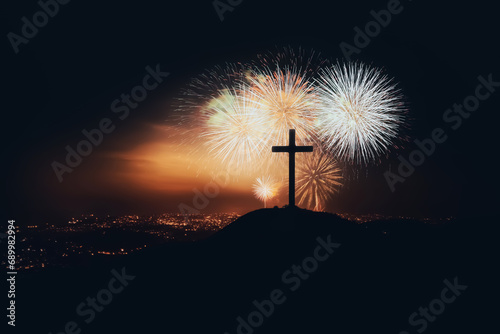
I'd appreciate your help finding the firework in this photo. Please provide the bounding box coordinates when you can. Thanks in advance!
[296,150,342,211]
[253,176,280,208]
[246,66,317,147]
[199,87,273,171]
[168,63,253,177]
[314,62,405,164]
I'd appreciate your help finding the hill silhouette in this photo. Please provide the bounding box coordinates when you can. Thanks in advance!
[15,208,496,334]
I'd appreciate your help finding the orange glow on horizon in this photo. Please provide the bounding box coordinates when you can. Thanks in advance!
[108,124,267,195]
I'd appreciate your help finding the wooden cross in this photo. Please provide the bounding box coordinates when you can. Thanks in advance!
[272,129,313,207]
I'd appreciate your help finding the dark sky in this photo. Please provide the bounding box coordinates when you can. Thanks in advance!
[3,0,499,224]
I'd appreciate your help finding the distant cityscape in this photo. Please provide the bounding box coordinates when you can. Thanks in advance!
[335,213,454,224]
[2,212,453,272]
[2,213,239,272]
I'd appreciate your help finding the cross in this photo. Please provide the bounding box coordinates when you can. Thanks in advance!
[272,129,313,207]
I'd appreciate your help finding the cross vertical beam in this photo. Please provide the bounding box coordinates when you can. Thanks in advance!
[288,129,296,207]
[272,129,313,207]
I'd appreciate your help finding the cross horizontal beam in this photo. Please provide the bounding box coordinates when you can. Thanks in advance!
[272,146,313,153]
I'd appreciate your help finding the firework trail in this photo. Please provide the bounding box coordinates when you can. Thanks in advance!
[314,62,405,164]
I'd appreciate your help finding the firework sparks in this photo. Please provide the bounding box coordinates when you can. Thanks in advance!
[177,63,250,112]
[296,150,342,211]
[246,66,317,147]
[315,62,405,164]
[200,87,273,171]
[171,53,407,212]
[253,176,280,208]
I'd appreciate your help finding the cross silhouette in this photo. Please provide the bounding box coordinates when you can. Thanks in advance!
[272,129,313,207]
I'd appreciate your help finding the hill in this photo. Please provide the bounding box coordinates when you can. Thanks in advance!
[15,208,497,334]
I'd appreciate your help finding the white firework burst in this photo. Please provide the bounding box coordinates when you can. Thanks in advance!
[315,62,405,164]
[252,176,280,208]
[200,87,272,171]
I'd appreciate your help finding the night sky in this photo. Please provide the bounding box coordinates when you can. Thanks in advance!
[3,0,499,225]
